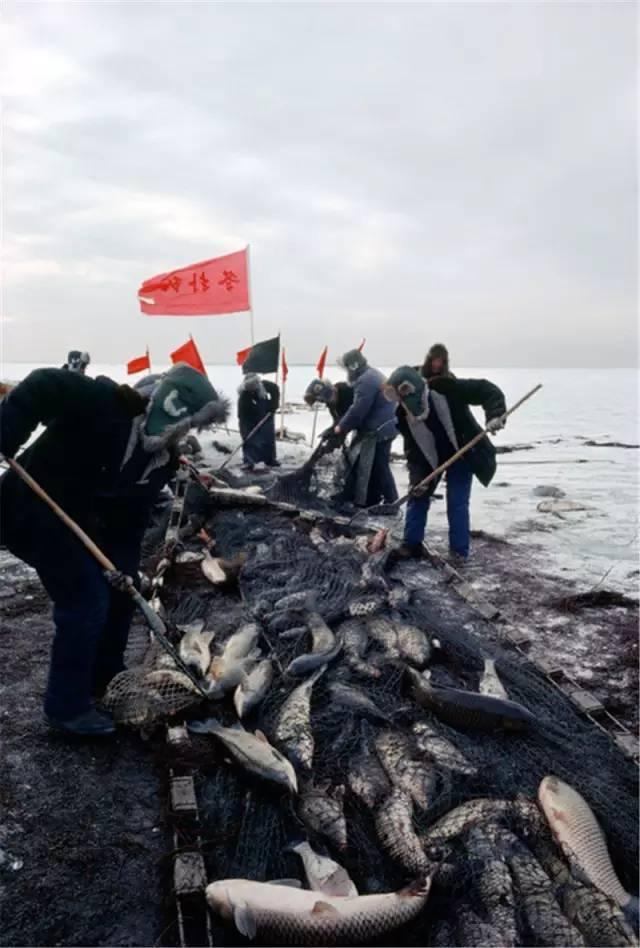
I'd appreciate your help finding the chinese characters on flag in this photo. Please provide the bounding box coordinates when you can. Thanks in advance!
[138,249,250,316]
[170,337,207,375]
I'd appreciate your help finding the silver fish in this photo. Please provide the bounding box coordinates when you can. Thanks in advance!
[205,875,432,946]
[366,616,400,659]
[407,667,537,731]
[207,623,261,695]
[328,681,391,724]
[348,594,385,617]
[289,840,358,897]
[346,724,391,810]
[538,775,638,924]
[391,616,431,667]
[274,666,326,771]
[494,825,586,947]
[339,618,381,679]
[374,730,436,811]
[274,590,315,613]
[411,720,476,776]
[177,621,214,677]
[479,658,508,700]
[188,719,297,793]
[298,784,348,852]
[286,613,342,676]
[233,660,273,719]
[375,788,429,876]
[422,798,512,845]
[280,625,308,640]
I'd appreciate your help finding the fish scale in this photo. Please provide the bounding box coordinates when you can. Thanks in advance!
[374,730,436,811]
[374,788,429,876]
[206,878,432,946]
[538,776,634,912]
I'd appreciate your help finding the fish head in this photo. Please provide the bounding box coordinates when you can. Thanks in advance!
[538,775,577,837]
[206,881,248,920]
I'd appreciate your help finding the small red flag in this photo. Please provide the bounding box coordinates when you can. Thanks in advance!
[138,248,250,316]
[316,345,328,378]
[236,346,251,366]
[358,338,366,351]
[281,347,288,383]
[170,337,206,375]
[126,350,150,375]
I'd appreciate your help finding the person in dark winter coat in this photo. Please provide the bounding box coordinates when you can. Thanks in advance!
[61,350,91,374]
[0,363,229,736]
[237,372,279,469]
[421,343,451,380]
[304,378,354,426]
[386,365,506,562]
[333,350,398,508]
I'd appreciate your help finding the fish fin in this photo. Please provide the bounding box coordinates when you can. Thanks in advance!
[267,878,302,888]
[311,900,339,916]
[253,729,269,743]
[399,876,431,898]
[623,895,638,929]
[232,900,257,939]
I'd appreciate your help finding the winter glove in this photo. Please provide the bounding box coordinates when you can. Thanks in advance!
[104,570,134,594]
[486,416,505,434]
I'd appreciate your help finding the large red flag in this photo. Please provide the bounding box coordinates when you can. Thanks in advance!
[126,350,150,375]
[281,347,288,383]
[170,337,206,375]
[138,248,250,316]
[316,345,328,378]
[236,346,251,366]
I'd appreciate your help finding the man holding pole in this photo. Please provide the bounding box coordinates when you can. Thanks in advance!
[385,366,506,563]
[237,372,280,470]
[0,364,229,735]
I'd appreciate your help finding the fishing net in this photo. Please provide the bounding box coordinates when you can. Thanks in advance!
[139,490,639,945]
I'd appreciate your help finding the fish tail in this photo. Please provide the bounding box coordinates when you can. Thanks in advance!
[399,875,431,898]
[623,895,639,931]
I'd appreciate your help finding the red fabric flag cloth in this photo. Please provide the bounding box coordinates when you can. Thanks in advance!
[126,351,150,375]
[170,338,206,375]
[138,249,250,316]
[281,347,288,383]
[236,346,251,366]
[316,345,328,378]
[358,338,366,351]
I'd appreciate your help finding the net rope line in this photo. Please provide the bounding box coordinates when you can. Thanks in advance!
[103,475,637,947]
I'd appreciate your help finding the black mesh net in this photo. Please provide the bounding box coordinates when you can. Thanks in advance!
[145,497,638,947]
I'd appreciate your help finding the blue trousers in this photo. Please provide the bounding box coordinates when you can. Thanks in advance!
[404,460,474,556]
[4,499,139,719]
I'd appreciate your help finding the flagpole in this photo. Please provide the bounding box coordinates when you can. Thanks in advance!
[311,406,319,447]
[275,331,281,439]
[280,349,286,440]
[146,345,151,374]
[247,244,255,344]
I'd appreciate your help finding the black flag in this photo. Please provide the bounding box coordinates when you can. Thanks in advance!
[241,335,280,375]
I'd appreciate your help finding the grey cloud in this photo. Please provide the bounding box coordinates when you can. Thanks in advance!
[2,1,637,367]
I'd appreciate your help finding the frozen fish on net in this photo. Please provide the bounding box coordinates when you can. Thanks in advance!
[374,729,437,812]
[374,787,429,876]
[205,875,432,946]
[273,666,326,772]
[339,618,381,679]
[298,783,348,853]
[288,840,358,898]
[188,718,297,793]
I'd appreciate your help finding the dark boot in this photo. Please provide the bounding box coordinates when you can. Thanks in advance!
[392,543,425,560]
[45,708,116,736]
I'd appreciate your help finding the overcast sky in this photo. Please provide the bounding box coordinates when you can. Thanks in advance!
[2,1,637,368]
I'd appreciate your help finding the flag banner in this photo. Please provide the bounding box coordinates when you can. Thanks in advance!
[316,345,328,378]
[138,248,250,316]
[126,351,150,375]
[281,347,288,383]
[358,337,366,351]
[241,335,280,375]
[170,337,206,375]
[236,346,252,366]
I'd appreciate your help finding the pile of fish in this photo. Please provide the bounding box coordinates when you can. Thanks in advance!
[172,583,637,946]
[131,496,637,947]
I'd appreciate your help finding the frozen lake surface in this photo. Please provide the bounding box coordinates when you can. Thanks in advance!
[2,362,638,594]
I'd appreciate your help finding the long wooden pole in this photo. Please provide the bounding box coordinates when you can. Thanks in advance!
[280,357,286,440]
[6,458,211,698]
[218,412,274,471]
[392,383,543,509]
[310,405,320,449]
